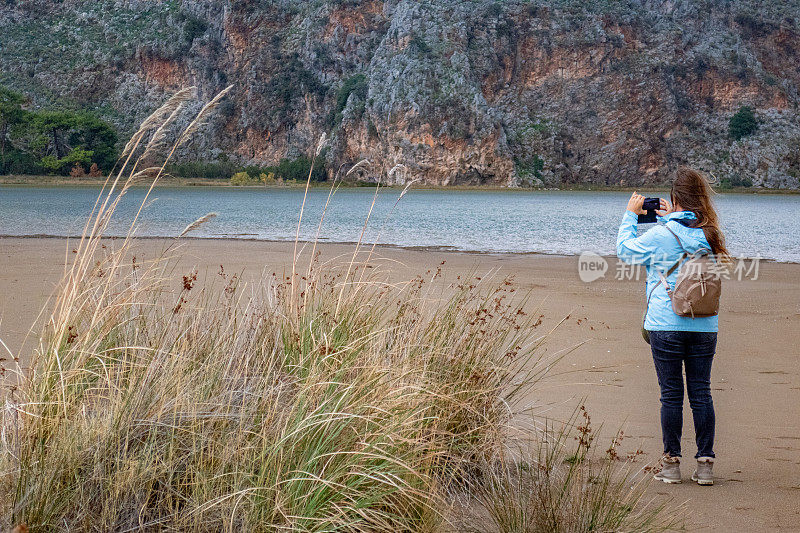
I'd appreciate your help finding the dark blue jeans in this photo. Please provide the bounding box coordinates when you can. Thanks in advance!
[649,330,717,459]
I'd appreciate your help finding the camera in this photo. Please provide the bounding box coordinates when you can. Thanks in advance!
[638,197,660,224]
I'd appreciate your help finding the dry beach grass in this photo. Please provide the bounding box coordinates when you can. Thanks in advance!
[0,89,679,531]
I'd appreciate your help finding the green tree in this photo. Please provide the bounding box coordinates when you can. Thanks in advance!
[265,155,326,182]
[30,110,118,174]
[71,112,118,171]
[229,171,252,185]
[0,86,119,176]
[32,110,76,161]
[729,105,758,140]
[0,86,26,169]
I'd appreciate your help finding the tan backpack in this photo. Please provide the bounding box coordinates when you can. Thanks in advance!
[642,226,722,344]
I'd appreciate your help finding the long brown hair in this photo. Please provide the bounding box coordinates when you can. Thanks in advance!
[671,167,730,260]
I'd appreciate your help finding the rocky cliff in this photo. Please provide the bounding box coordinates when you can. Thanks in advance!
[2,0,799,187]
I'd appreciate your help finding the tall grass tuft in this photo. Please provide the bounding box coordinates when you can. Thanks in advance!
[463,411,683,533]
[0,89,677,532]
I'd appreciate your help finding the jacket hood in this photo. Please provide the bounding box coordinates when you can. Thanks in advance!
[659,211,709,254]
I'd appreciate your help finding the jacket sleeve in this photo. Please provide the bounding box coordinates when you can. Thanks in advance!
[616,210,663,265]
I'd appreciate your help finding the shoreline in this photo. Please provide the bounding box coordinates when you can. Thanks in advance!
[0,233,790,264]
[0,233,792,264]
[1,176,794,194]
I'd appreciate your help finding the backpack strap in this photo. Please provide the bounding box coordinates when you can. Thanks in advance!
[645,224,687,307]
[663,224,686,252]
[647,256,684,305]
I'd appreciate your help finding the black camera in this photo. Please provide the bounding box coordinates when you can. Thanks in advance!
[637,197,660,224]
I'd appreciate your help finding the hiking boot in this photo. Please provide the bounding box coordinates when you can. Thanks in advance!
[653,456,682,484]
[691,457,714,485]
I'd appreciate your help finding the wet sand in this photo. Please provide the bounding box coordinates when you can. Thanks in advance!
[1,236,798,531]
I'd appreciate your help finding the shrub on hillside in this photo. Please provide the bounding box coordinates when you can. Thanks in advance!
[514,155,545,186]
[183,14,208,43]
[729,105,759,140]
[325,74,368,128]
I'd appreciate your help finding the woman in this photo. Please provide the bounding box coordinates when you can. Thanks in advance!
[616,167,729,486]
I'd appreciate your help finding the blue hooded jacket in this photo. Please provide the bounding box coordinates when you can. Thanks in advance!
[616,210,718,332]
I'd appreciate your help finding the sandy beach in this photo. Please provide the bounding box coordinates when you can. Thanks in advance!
[1,236,798,531]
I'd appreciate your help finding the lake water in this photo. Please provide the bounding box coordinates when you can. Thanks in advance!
[1,185,798,262]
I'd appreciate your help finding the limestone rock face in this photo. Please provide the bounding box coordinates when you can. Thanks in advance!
[2,0,799,188]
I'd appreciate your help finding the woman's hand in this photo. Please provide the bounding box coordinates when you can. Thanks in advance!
[655,198,673,217]
[626,192,646,215]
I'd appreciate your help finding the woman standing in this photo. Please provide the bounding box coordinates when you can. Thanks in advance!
[616,167,729,485]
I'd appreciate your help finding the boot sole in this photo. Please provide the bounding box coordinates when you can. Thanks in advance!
[654,475,682,484]
[691,475,713,485]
